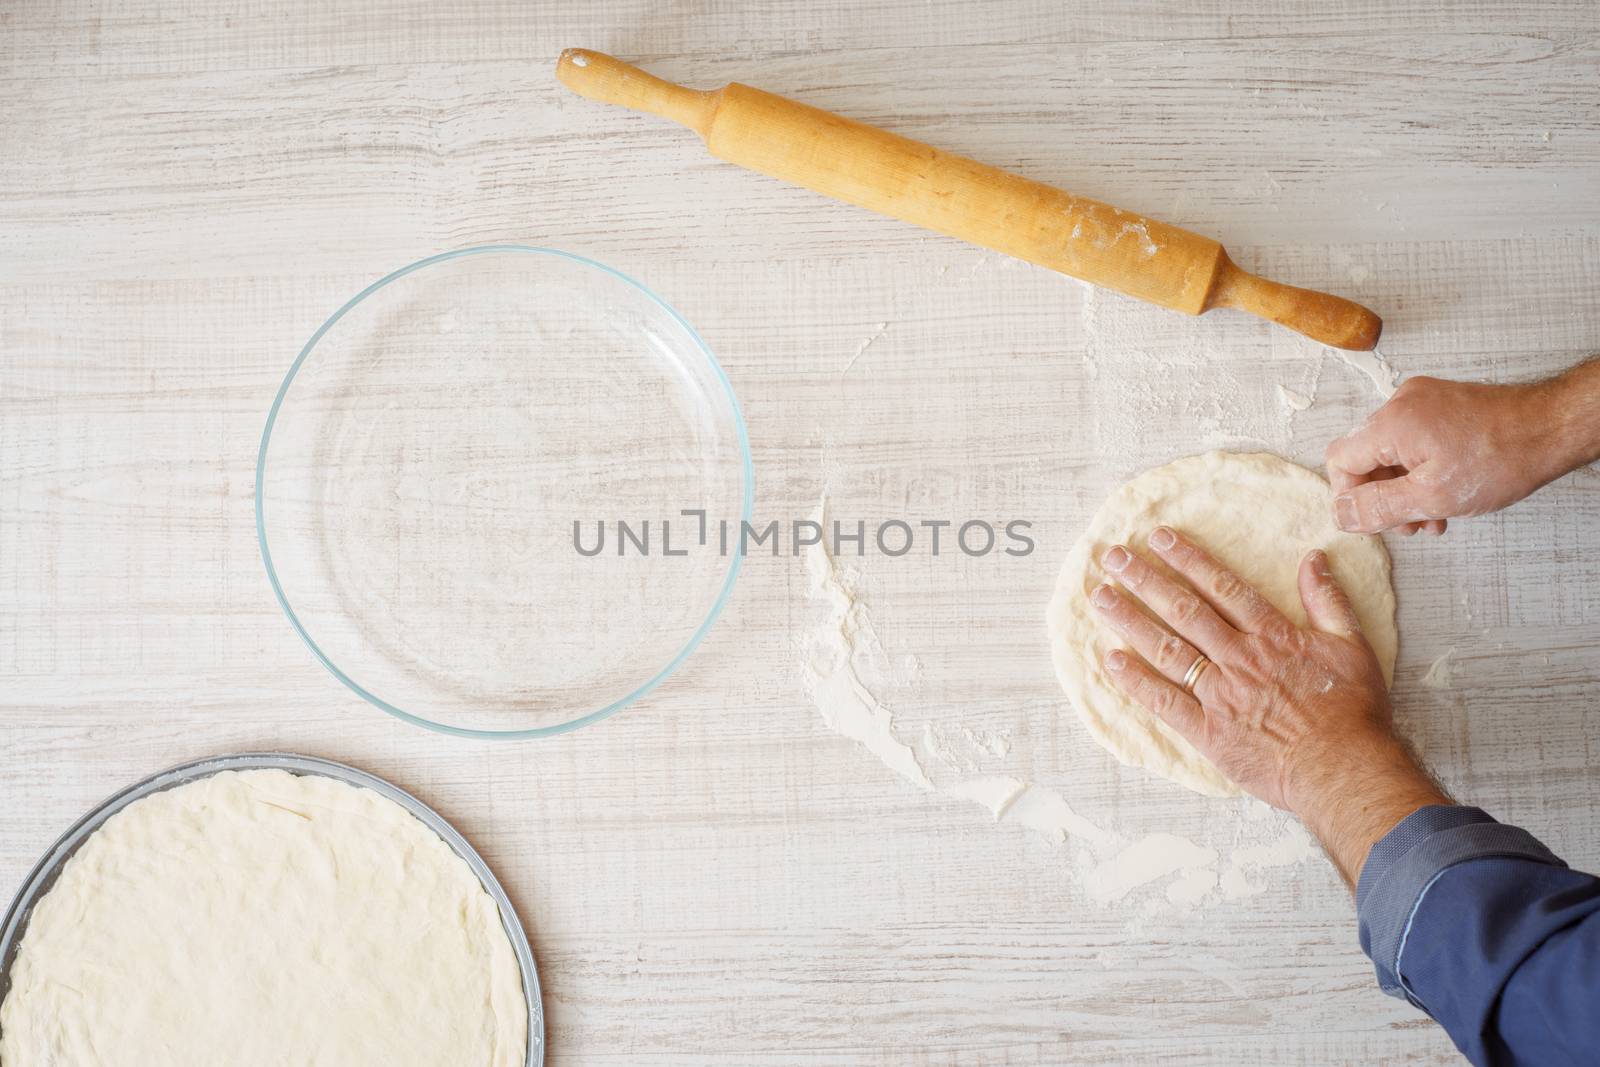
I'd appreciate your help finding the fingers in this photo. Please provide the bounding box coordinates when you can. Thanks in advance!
[1328,468,1360,496]
[1332,468,1417,535]
[1332,475,1434,533]
[1328,398,1455,535]
[1297,549,1362,637]
[1144,526,1285,634]
[1103,648,1206,744]
[1090,583,1205,685]
[1327,422,1417,535]
[1325,418,1397,482]
[1101,544,1236,657]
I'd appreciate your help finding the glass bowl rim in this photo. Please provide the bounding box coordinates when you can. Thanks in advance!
[254,244,755,739]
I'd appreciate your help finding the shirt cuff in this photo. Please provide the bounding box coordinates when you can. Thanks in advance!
[1355,805,1564,1000]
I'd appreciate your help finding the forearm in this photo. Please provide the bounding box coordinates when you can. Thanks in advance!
[1530,355,1600,482]
[1289,736,1451,887]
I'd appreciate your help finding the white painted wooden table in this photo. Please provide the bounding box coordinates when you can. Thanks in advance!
[5,3,1599,1063]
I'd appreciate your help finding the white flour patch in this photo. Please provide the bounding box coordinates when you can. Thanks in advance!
[841,321,890,377]
[1085,833,1217,902]
[1421,646,1457,689]
[922,722,977,773]
[1277,384,1313,412]
[999,784,1120,851]
[798,529,1121,853]
[964,724,1012,758]
[799,500,931,790]
[1242,797,1277,822]
[1167,866,1220,906]
[930,759,1118,852]
[1119,220,1160,257]
[1333,346,1398,397]
[1077,289,1278,455]
[921,722,1010,773]
[945,776,1027,820]
[1217,822,1319,899]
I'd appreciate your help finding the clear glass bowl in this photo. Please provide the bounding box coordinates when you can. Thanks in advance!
[256,247,752,737]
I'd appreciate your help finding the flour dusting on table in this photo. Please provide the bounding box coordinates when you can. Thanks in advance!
[799,500,931,790]
[1421,646,1457,689]
[1334,346,1399,397]
[798,487,1324,909]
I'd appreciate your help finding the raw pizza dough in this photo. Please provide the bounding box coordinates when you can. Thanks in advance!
[0,769,526,1067]
[1047,452,1397,797]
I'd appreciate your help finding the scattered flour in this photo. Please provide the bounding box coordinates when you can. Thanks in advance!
[1085,833,1218,902]
[798,472,1324,909]
[841,321,890,377]
[1000,784,1120,851]
[922,722,978,773]
[945,776,1027,820]
[1277,384,1313,412]
[922,722,1012,773]
[810,258,1340,907]
[799,500,930,790]
[1076,288,1280,457]
[1333,346,1399,397]
[1119,220,1160,257]
[1421,647,1457,690]
[1167,866,1220,906]
[962,723,1011,758]
[1218,821,1319,898]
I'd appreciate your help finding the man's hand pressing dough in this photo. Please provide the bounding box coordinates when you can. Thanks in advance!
[1091,526,1448,884]
[1326,361,1600,536]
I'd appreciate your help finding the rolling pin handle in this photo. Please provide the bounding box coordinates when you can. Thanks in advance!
[556,49,718,136]
[1206,253,1383,351]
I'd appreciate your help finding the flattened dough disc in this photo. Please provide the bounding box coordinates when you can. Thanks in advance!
[0,769,528,1066]
[1046,451,1397,797]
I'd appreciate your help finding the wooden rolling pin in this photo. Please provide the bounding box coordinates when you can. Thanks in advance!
[556,49,1382,351]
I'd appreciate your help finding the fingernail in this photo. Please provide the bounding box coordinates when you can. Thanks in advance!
[1091,583,1117,608]
[1306,549,1331,576]
[1333,495,1359,531]
[1105,649,1127,671]
[1148,526,1177,550]
[1102,545,1131,572]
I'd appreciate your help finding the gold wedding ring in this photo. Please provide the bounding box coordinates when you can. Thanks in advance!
[1181,655,1210,694]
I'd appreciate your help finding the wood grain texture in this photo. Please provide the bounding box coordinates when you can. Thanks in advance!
[4,2,1600,1063]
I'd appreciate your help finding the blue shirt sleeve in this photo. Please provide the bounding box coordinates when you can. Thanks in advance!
[1356,804,1600,1066]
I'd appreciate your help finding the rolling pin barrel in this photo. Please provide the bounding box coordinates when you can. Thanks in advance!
[556,49,1381,351]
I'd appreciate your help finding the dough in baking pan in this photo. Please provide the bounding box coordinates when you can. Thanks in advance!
[0,769,526,1067]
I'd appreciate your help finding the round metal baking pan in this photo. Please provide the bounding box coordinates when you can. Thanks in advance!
[0,753,544,1065]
